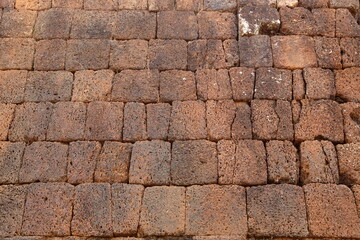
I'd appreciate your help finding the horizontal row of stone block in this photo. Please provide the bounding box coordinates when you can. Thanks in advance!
[2,183,360,238]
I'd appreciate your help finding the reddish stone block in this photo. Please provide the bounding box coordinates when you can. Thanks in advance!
[16,0,51,9]
[123,102,147,141]
[239,35,273,67]
[149,39,187,70]
[9,102,53,141]
[72,183,112,236]
[47,102,86,141]
[0,38,34,70]
[110,40,148,70]
[34,9,73,39]
[147,103,171,140]
[0,103,15,140]
[68,141,101,184]
[204,0,236,11]
[129,140,170,185]
[85,101,123,141]
[0,0,14,8]
[52,0,83,8]
[72,70,113,102]
[84,0,117,9]
[272,35,317,69]
[193,236,246,240]
[337,143,360,185]
[342,102,360,143]
[24,71,73,102]
[160,70,196,101]
[314,37,342,69]
[171,140,217,185]
[34,40,66,70]
[232,103,252,139]
[239,0,276,6]
[340,38,360,68]
[19,142,68,183]
[157,11,198,40]
[176,0,203,11]
[217,140,236,184]
[304,184,360,238]
[113,10,156,39]
[280,7,316,35]
[186,185,247,235]
[277,0,299,8]
[0,142,25,184]
[118,0,147,9]
[95,141,132,183]
[139,186,185,236]
[251,100,294,140]
[112,184,144,235]
[229,67,255,101]
[298,0,329,8]
[292,70,305,100]
[266,140,299,184]
[169,101,206,140]
[313,8,336,37]
[295,100,344,142]
[336,9,360,37]
[22,183,74,236]
[148,0,175,11]
[198,11,237,39]
[206,100,236,140]
[247,184,308,237]
[196,69,232,100]
[303,68,335,99]
[0,185,27,237]
[0,9,36,37]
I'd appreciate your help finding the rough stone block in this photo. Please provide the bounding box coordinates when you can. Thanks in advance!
[303,68,336,99]
[118,0,147,9]
[196,69,232,100]
[149,0,175,10]
[298,0,329,8]
[34,9,73,39]
[0,9,37,37]
[157,11,198,40]
[239,35,273,67]
[217,140,236,184]
[123,102,147,141]
[238,0,276,6]
[232,103,252,139]
[110,40,148,70]
[149,39,187,70]
[279,7,317,35]
[84,0,117,9]
[337,143,360,185]
[277,0,299,8]
[52,0,83,8]
[176,0,203,11]
[71,10,113,38]
[0,0,14,8]
[15,0,51,10]
[34,40,67,70]
[160,70,196,101]
[340,38,360,68]
[330,0,359,13]
[198,11,237,39]
[313,8,336,37]
[342,102,360,143]
[335,9,360,37]
[0,142,25,184]
[0,104,15,141]
[229,67,255,101]
[0,38,34,70]
[314,37,342,69]
[204,0,236,11]
[0,70,27,103]
[147,103,171,140]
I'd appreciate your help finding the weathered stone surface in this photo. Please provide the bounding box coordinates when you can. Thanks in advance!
[238,6,280,36]
[176,0,203,11]
[251,100,293,140]
[0,0,14,8]
[0,38,34,70]
[330,0,359,13]
[147,103,171,140]
[19,142,68,183]
[300,141,339,184]
[34,40,66,70]
[304,184,360,238]
[118,0,147,9]
[298,0,329,8]
[196,69,232,100]
[25,71,73,102]
[149,40,187,70]
[84,0,117,9]
[198,11,237,39]
[129,140,171,185]
[112,184,144,235]
[353,184,360,213]
[0,70,27,103]
[85,101,123,141]
[217,140,236,184]
[204,0,236,11]
[15,0,51,10]
[157,11,198,40]
[9,102,53,141]
[68,141,101,184]
[238,0,276,6]
[0,9,37,38]
[292,70,305,100]
[139,186,185,236]
[294,100,344,142]
[47,102,86,141]
[169,101,207,140]
[160,70,196,101]
[277,0,299,8]
[171,140,217,185]
[123,102,147,141]
[303,68,336,99]
[186,185,247,235]
[337,143,360,185]
[0,142,25,184]
[72,70,113,102]
[266,140,299,184]
[0,104,15,141]
[342,102,360,143]
[336,9,360,37]
[247,184,309,237]
[240,35,273,68]
[272,35,317,69]
[22,183,74,236]
[232,103,253,139]
[313,8,336,37]
[110,40,148,70]
[340,38,360,68]
[314,37,342,69]
[229,67,255,101]
[34,9,73,39]
[72,183,112,236]
[148,0,175,11]
[52,0,83,8]
[95,141,132,183]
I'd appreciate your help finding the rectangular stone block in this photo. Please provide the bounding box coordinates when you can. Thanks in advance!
[337,143,360,185]
[160,70,196,101]
[0,103,15,140]
[147,103,171,140]
[239,35,273,67]
[198,11,237,39]
[84,0,117,9]
[176,0,203,11]
[52,0,83,8]
[335,67,360,102]
[217,140,236,184]
[0,70,27,103]
[149,39,187,70]
[71,10,113,38]
[110,40,148,70]
[303,68,336,99]
[342,102,360,143]
[0,9,37,38]
[196,69,232,100]
[157,11,198,40]
[204,0,237,11]
[0,142,25,184]
[149,0,175,10]
[314,37,342,69]
[118,0,147,9]
[123,102,147,141]
[0,38,34,70]
[34,9,73,39]
[229,67,255,101]
[34,40,67,70]
[340,38,360,68]
[16,0,51,10]
[231,103,252,139]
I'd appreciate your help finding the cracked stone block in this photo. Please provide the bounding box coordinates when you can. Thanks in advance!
[47,102,86,141]
[9,102,53,141]
[112,184,144,235]
[95,141,132,183]
[0,70,27,103]
[186,185,247,235]
[72,183,112,237]
[196,69,232,100]
[198,11,237,39]
[314,37,342,69]
[0,103,15,141]
[25,71,73,102]
[139,186,185,236]
[112,70,159,103]
[110,40,148,70]
[34,40,67,70]
[149,40,187,70]
[336,9,360,37]
[251,99,293,141]
[277,0,299,8]
[232,103,252,139]
[340,38,360,68]
[206,100,236,140]
[204,0,236,11]
[171,140,217,185]
[342,102,360,143]
[157,11,198,40]
[113,10,156,39]
[160,70,196,101]
[34,9,73,39]
[118,0,147,9]
[294,100,344,142]
[238,6,280,36]
[0,185,27,237]
[272,35,317,69]
[22,183,74,236]
[176,0,203,11]
[304,184,360,238]
[0,38,34,70]
[0,142,25,184]
[19,142,68,183]
[229,67,255,101]
[85,101,123,141]
[84,0,117,9]
[147,103,171,140]
[267,140,299,184]
[298,0,329,8]
[149,0,175,11]
[123,102,147,141]
[247,184,309,237]
[72,70,113,102]
[129,141,171,185]
[337,143,360,185]
[0,9,37,38]
[303,68,336,100]
[52,0,83,8]
[16,0,51,10]
[292,70,305,100]
[239,35,273,67]
[300,141,339,184]
[67,142,100,185]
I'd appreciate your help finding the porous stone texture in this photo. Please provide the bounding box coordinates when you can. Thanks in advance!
[15,0,51,10]
[342,102,360,143]
[292,70,305,100]
[34,40,66,70]
[340,38,360,67]
[34,9,73,39]
[83,0,116,10]
[0,38,34,70]
[157,11,198,40]
[110,40,148,70]
[232,103,252,139]
[336,9,360,37]
[196,69,232,100]
[146,103,171,140]
[337,143,360,185]
[0,9,37,38]
[52,0,82,8]
[277,0,299,8]
[148,0,175,11]
[0,103,15,141]
[197,11,237,39]
[149,40,187,70]
[160,70,196,101]
[204,0,237,11]
[123,102,147,141]
[229,67,255,101]
[0,70,27,103]
[314,37,342,69]
[335,67,360,102]
[118,0,147,9]
[239,35,273,67]
[0,142,25,184]
[176,0,203,11]
[298,0,329,8]
[303,68,336,100]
